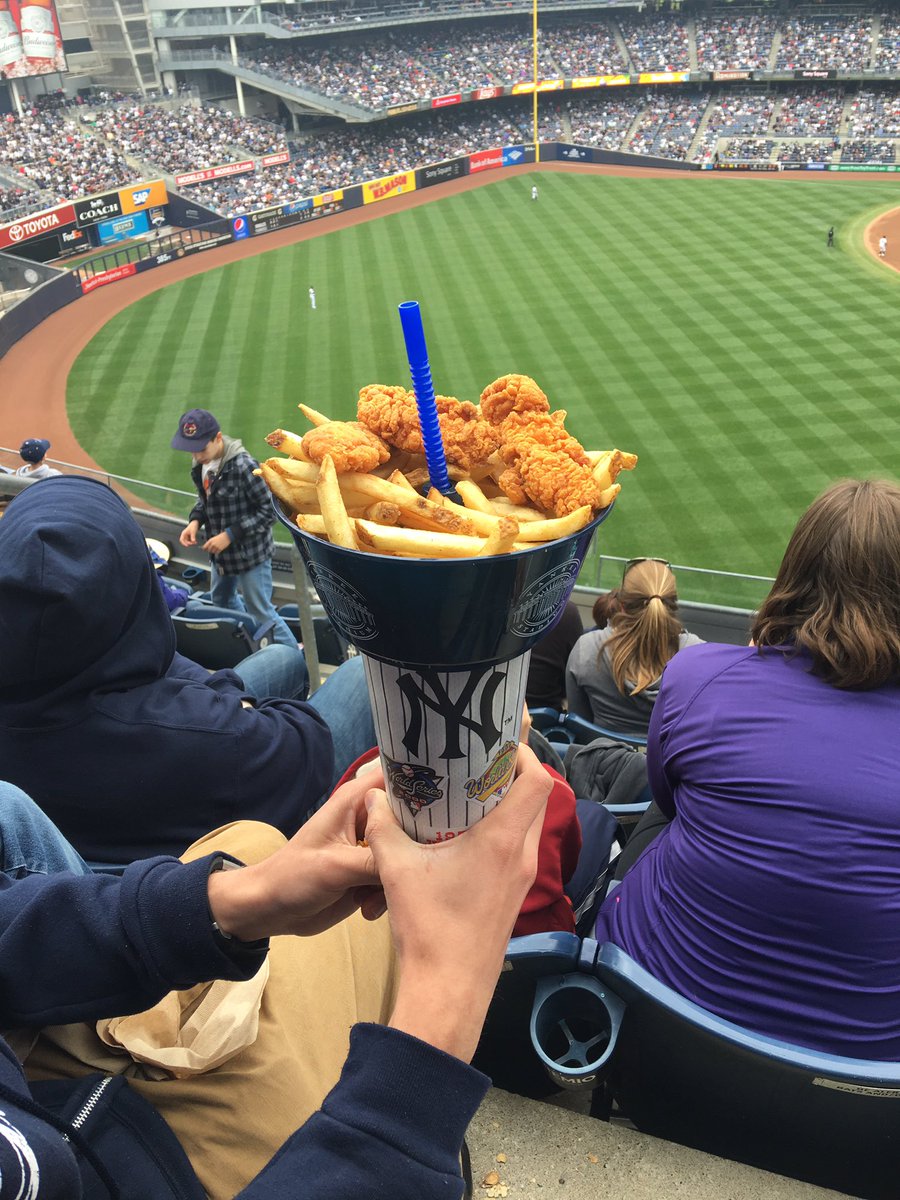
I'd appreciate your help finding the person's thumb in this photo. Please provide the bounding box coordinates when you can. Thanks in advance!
[363,787,407,866]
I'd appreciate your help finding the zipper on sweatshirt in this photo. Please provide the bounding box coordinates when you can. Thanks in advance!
[66,1076,114,1137]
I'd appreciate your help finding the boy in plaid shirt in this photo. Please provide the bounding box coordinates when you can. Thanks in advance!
[174,409,296,649]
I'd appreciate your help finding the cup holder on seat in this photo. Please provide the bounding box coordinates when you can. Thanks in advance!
[530,974,624,1090]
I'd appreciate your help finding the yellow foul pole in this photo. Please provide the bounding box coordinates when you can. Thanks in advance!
[532,0,540,163]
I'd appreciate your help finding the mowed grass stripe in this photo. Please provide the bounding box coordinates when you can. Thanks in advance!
[67,173,900,584]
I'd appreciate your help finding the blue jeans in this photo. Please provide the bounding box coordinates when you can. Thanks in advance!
[210,558,298,650]
[308,656,377,798]
[0,781,91,878]
[234,644,309,701]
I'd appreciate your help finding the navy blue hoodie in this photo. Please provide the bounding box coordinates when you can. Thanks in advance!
[0,857,487,1198]
[0,477,333,863]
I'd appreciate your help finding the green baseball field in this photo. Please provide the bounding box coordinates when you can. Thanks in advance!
[66,172,900,607]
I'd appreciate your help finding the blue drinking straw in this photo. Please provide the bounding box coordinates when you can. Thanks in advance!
[398,300,454,496]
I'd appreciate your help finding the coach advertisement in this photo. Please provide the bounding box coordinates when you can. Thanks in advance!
[75,191,122,229]
[417,157,466,189]
[362,171,416,205]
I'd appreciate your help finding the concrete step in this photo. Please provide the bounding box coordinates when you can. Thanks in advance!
[467,1087,846,1200]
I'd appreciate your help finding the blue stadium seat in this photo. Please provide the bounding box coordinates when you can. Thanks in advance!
[505,933,900,1199]
[277,605,349,666]
[526,708,648,752]
[171,609,276,671]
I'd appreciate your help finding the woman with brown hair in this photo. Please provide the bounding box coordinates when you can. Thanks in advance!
[565,558,703,737]
[596,480,900,1058]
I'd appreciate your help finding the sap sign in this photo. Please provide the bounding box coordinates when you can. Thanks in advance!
[231,216,250,241]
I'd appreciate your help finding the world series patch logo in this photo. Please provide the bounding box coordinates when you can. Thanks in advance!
[306,563,377,641]
[384,756,444,817]
[465,740,517,804]
[508,559,581,637]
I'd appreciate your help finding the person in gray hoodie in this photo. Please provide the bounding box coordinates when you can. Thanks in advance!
[173,408,296,648]
[565,558,703,738]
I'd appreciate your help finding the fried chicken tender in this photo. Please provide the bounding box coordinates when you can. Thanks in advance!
[480,374,550,425]
[499,410,591,469]
[301,421,391,474]
[499,445,603,518]
[357,385,499,470]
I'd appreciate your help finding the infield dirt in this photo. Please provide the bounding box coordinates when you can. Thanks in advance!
[1,160,897,475]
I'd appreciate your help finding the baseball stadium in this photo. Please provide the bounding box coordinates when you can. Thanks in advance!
[0,2,899,1197]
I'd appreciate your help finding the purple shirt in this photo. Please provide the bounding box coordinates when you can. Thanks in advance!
[597,642,900,1059]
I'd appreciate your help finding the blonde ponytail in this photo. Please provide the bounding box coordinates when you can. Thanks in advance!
[604,560,683,694]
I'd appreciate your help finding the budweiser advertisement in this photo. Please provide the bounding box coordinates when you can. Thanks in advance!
[0,0,67,78]
[0,201,75,250]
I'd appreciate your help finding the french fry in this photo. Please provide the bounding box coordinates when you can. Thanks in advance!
[591,449,638,490]
[488,496,547,523]
[255,463,318,509]
[356,521,487,558]
[597,482,621,509]
[477,517,519,557]
[316,455,357,550]
[263,457,319,484]
[344,474,491,536]
[266,430,311,461]
[388,469,417,493]
[298,402,330,427]
[454,478,496,516]
[513,506,594,543]
[365,501,402,525]
[295,513,327,535]
[404,467,431,491]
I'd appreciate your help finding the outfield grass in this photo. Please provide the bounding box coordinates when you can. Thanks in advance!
[66,172,900,607]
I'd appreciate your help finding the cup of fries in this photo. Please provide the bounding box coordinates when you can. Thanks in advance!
[261,375,634,843]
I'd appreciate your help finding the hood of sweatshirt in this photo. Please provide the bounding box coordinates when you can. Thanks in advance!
[0,476,175,723]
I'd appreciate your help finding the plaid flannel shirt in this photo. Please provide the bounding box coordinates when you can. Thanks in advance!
[188,435,274,576]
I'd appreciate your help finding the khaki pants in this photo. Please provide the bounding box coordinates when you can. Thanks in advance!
[23,822,398,1199]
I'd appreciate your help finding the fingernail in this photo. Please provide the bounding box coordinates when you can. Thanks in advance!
[364,790,377,813]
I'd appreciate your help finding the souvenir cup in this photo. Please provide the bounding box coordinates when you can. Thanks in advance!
[276,502,612,842]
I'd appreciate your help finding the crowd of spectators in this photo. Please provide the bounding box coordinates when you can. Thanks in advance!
[776,139,834,163]
[694,13,777,72]
[618,13,690,72]
[775,13,873,72]
[627,90,709,161]
[720,137,775,161]
[565,94,642,149]
[846,88,900,137]
[538,17,626,78]
[839,139,896,162]
[773,88,845,136]
[90,101,285,174]
[875,11,900,70]
[695,89,775,161]
[184,100,561,213]
[0,110,132,214]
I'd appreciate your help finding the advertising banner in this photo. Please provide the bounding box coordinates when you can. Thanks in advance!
[313,189,343,207]
[75,190,122,228]
[81,262,137,295]
[362,171,416,205]
[471,86,503,100]
[469,147,503,174]
[231,214,250,240]
[832,163,900,172]
[712,70,751,81]
[780,162,827,171]
[387,101,418,115]
[715,161,778,172]
[56,225,90,256]
[431,93,461,108]
[0,201,75,249]
[97,210,150,244]
[250,194,346,234]
[637,71,689,84]
[556,143,593,163]
[502,144,536,165]
[418,157,466,189]
[0,0,67,80]
[572,74,630,88]
[174,160,254,188]
[261,151,290,167]
[511,79,563,94]
[176,232,233,257]
[794,69,835,80]
[119,179,167,215]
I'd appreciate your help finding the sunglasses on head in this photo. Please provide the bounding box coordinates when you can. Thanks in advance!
[623,557,671,578]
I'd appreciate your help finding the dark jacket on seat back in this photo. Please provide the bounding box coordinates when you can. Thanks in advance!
[0,477,333,863]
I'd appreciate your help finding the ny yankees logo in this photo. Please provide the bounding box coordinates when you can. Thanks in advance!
[397,667,504,760]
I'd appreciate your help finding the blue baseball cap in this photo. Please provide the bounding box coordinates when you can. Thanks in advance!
[171,409,220,451]
[20,438,50,463]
